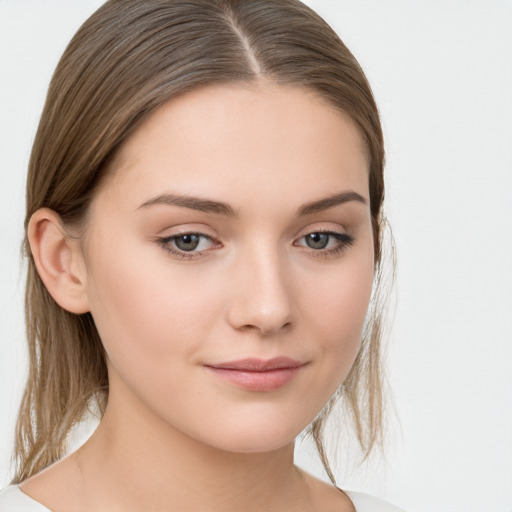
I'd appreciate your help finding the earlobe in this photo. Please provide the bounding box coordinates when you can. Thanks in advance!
[28,208,90,314]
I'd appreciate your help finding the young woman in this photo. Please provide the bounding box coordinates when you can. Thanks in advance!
[0,1,403,510]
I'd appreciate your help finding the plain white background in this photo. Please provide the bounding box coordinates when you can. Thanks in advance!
[1,1,511,511]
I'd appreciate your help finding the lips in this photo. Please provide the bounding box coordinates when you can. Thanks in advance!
[207,357,304,371]
[204,357,305,391]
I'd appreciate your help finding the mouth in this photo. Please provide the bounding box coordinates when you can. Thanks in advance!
[203,357,306,391]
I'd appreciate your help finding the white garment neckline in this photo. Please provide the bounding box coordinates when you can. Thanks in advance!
[1,483,405,512]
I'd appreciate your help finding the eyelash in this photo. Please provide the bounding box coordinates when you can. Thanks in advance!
[156,230,355,260]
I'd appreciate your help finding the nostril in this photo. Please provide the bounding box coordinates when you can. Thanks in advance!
[227,303,293,335]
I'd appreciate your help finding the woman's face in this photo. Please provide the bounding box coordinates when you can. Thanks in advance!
[80,82,375,452]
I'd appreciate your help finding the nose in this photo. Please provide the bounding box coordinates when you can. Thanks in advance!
[226,244,294,336]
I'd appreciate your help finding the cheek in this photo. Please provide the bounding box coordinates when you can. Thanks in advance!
[301,251,374,385]
[83,235,222,380]
[308,250,373,329]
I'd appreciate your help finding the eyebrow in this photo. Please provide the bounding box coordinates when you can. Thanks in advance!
[138,193,237,216]
[137,190,367,217]
[297,191,367,216]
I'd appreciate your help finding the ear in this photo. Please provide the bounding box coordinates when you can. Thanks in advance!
[27,208,90,314]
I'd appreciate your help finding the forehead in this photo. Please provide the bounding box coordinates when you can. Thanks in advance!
[95,82,369,213]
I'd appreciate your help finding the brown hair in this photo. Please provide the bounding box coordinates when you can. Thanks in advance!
[15,0,387,484]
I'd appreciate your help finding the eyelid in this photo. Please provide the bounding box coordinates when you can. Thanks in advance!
[155,221,217,237]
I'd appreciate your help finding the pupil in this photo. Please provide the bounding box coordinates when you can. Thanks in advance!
[175,234,200,251]
[307,233,329,249]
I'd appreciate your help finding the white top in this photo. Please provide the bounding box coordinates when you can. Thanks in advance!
[0,484,405,511]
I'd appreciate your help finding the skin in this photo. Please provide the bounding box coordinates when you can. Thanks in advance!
[24,82,374,512]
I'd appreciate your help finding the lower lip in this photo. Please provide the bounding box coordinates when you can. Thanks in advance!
[205,366,303,391]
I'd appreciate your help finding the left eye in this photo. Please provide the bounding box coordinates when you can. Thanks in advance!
[303,232,331,250]
[296,231,353,251]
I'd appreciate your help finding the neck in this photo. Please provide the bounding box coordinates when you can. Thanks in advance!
[72,385,310,512]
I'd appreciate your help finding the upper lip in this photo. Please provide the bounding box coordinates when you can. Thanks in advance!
[205,357,305,372]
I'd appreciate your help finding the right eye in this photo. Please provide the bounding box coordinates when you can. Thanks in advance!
[156,232,218,259]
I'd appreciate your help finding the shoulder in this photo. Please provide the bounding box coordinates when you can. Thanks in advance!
[0,485,52,512]
[344,490,406,512]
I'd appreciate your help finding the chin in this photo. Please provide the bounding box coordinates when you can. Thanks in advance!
[187,412,311,455]
[207,432,297,455]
